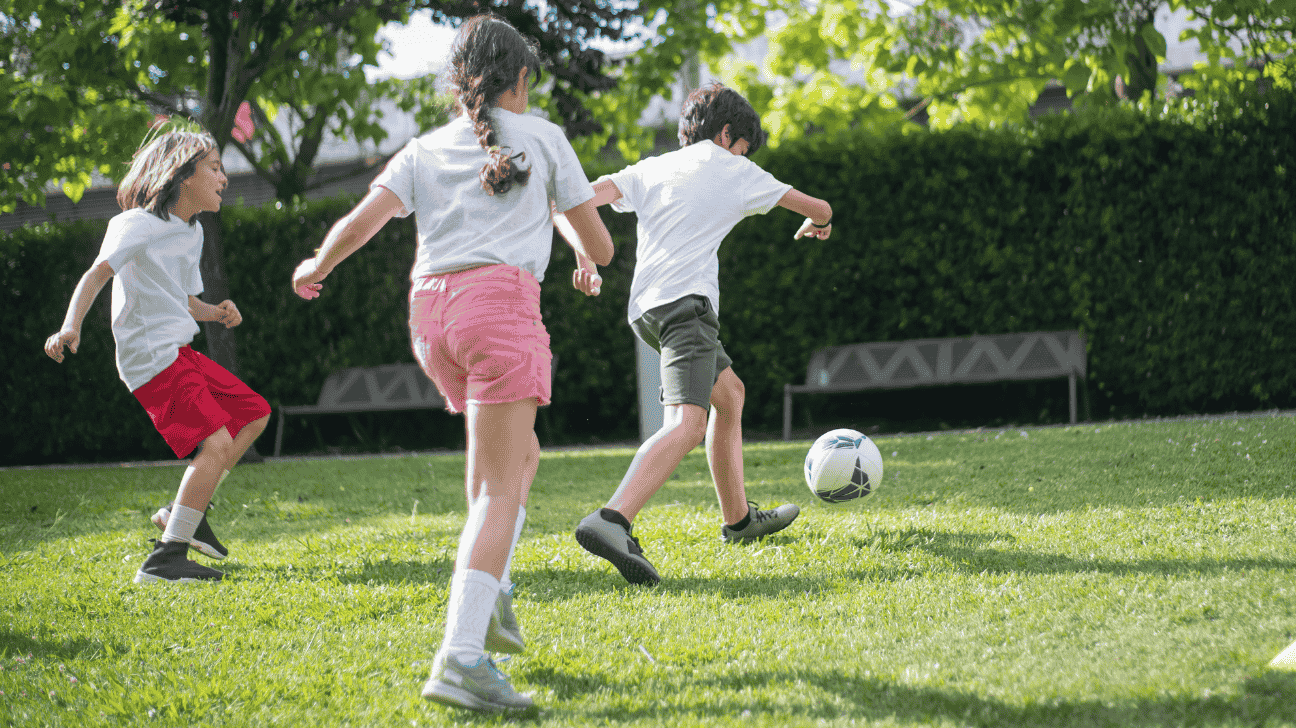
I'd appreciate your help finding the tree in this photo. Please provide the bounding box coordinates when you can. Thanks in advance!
[3,0,638,380]
[599,0,1294,150]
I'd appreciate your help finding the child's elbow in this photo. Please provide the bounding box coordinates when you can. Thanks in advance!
[588,242,614,267]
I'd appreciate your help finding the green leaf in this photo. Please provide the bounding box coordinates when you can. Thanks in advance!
[1140,23,1168,59]
[1063,62,1092,94]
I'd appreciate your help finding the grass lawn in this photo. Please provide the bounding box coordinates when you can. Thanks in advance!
[2,413,1295,727]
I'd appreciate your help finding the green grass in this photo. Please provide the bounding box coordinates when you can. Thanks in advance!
[2,414,1296,727]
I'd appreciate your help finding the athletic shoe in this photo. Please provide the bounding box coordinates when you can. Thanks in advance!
[421,652,534,711]
[574,508,660,585]
[151,502,228,560]
[485,586,525,654]
[133,540,224,584]
[721,501,801,544]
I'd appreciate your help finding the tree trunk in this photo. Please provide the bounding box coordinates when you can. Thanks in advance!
[1118,20,1159,101]
[197,210,238,376]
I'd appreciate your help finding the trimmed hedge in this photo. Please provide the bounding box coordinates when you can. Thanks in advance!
[729,90,1296,429]
[4,91,1293,465]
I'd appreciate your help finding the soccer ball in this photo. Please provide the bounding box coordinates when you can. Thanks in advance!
[804,429,884,503]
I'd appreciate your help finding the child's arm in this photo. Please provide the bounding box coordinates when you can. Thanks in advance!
[553,181,618,296]
[44,261,114,363]
[188,296,242,329]
[776,189,834,240]
[292,187,405,300]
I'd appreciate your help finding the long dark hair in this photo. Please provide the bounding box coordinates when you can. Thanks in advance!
[448,15,543,196]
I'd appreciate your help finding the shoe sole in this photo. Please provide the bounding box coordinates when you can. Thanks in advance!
[575,527,660,585]
[421,680,532,711]
[151,507,228,560]
[132,570,218,585]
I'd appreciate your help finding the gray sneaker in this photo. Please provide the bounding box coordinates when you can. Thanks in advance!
[421,652,534,711]
[721,501,801,544]
[485,586,525,654]
[575,508,660,585]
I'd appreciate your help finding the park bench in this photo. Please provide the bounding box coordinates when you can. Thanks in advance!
[273,363,446,457]
[782,330,1087,440]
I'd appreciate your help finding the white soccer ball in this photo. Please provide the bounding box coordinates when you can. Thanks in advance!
[804,428,884,503]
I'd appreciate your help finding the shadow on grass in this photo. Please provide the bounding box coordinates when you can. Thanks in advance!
[870,527,1296,579]
[0,631,129,662]
[527,665,1296,727]
[233,556,456,586]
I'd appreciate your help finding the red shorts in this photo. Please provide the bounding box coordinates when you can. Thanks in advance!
[409,264,551,414]
[133,345,271,458]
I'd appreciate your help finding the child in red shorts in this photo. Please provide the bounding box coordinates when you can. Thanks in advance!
[44,123,271,584]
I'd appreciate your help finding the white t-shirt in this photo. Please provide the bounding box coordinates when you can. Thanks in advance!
[93,208,204,391]
[598,140,793,323]
[372,108,594,284]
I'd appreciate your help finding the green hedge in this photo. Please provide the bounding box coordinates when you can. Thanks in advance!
[4,91,1293,465]
[729,90,1296,429]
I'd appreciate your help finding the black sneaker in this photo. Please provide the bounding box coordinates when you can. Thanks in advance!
[151,502,228,560]
[574,509,660,585]
[721,501,801,544]
[133,540,224,584]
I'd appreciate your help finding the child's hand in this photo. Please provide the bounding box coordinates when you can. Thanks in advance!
[215,300,242,328]
[794,218,832,240]
[572,254,602,296]
[44,329,79,363]
[292,258,326,300]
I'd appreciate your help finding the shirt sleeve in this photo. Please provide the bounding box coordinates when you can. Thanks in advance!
[741,160,795,217]
[598,164,642,215]
[370,140,417,219]
[547,129,595,213]
[184,223,205,296]
[93,213,151,274]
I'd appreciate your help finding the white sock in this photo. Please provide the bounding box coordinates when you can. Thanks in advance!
[454,496,492,572]
[442,569,500,665]
[162,504,203,544]
[500,506,526,594]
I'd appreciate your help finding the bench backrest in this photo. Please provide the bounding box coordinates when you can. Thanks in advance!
[315,364,444,411]
[801,331,1086,392]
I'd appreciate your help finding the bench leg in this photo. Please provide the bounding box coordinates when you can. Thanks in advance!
[783,387,793,442]
[1068,374,1077,425]
[274,409,285,458]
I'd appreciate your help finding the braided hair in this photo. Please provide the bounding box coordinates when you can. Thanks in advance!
[449,15,543,196]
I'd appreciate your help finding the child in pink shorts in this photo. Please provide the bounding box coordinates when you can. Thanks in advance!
[45,124,271,584]
[291,15,614,712]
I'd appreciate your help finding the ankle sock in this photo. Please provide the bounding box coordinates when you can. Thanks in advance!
[726,508,752,531]
[600,507,632,530]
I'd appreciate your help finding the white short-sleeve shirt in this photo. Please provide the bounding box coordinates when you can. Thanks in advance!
[93,208,204,391]
[372,108,594,284]
[597,140,793,323]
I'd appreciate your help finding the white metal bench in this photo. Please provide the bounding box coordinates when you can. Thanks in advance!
[273,363,446,456]
[782,330,1087,440]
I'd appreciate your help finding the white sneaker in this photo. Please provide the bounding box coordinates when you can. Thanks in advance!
[421,652,533,711]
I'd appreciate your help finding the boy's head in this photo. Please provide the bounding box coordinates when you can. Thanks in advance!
[117,121,218,222]
[677,83,765,155]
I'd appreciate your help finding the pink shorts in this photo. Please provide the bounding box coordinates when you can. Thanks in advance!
[133,345,271,458]
[409,264,552,414]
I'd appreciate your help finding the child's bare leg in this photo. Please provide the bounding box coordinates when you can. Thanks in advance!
[706,367,749,524]
[175,427,236,512]
[604,403,708,522]
[224,414,269,471]
[459,399,537,579]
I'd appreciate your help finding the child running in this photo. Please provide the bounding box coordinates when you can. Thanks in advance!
[290,15,614,712]
[560,82,834,585]
[44,123,271,584]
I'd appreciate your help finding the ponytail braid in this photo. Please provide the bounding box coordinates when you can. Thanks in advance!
[449,15,543,196]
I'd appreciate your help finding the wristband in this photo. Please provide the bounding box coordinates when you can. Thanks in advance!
[810,217,832,228]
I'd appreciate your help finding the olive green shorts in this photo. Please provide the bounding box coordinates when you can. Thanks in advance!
[631,295,733,410]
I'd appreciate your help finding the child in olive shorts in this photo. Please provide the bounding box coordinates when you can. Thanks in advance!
[560,83,835,585]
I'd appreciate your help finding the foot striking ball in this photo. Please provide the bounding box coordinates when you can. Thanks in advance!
[804,429,884,503]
